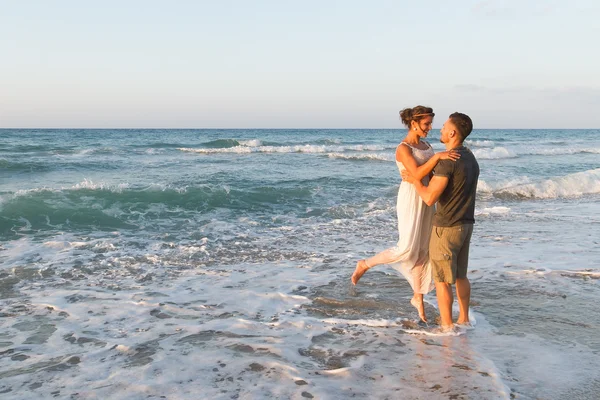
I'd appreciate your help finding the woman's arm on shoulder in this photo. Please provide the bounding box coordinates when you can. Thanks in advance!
[396,145,459,181]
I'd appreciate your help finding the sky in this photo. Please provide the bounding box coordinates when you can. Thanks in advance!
[1,0,599,128]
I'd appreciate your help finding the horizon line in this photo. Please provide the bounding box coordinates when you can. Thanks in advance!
[1,127,598,130]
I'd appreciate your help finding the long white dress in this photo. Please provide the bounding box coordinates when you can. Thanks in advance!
[387,141,435,294]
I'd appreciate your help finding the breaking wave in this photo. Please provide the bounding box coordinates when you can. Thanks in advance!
[479,169,600,199]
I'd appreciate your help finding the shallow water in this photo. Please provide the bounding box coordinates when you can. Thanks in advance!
[1,129,599,399]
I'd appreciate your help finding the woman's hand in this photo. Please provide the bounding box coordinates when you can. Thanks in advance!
[401,170,416,184]
[438,150,461,161]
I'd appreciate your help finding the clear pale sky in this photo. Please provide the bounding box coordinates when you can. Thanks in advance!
[1,0,599,128]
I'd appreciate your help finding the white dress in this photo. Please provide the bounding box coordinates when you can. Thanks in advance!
[388,141,435,294]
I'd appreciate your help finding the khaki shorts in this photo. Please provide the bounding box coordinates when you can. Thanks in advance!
[429,224,473,284]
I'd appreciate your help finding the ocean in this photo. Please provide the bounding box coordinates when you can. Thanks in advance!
[1,128,599,399]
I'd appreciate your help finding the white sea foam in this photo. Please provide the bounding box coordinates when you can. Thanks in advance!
[477,176,532,195]
[402,327,464,337]
[50,148,96,156]
[326,153,393,161]
[472,147,516,159]
[72,178,130,192]
[467,145,600,159]
[179,146,253,154]
[76,148,95,155]
[239,139,263,147]
[13,186,56,196]
[524,147,600,156]
[553,269,600,280]
[466,139,495,147]
[178,144,389,155]
[143,182,188,193]
[0,259,510,399]
[474,146,600,159]
[0,194,7,212]
[43,240,88,250]
[476,206,511,216]
[467,313,600,400]
[13,180,129,196]
[495,168,600,199]
[322,317,403,328]
[2,207,597,400]
[8,179,196,200]
[144,148,164,155]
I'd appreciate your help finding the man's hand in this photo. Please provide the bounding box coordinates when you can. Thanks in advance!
[401,169,417,184]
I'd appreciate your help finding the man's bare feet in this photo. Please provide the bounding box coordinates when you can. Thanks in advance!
[456,318,473,329]
[410,297,427,323]
[456,321,474,330]
[351,260,369,285]
[432,324,457,335]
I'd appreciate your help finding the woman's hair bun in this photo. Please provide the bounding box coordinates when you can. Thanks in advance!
[399,108,414,127]
[399,106,434,128]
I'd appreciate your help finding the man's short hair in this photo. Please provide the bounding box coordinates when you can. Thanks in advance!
[449,112,473,140]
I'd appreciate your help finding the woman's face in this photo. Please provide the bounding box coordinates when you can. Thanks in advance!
[414,116,433,138]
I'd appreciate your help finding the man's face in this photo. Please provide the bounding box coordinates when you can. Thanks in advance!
[439,119,456,144]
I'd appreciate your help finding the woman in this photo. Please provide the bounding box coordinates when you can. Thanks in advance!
[351,106,459,323]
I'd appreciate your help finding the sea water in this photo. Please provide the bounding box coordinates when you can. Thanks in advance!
[1,129,599,399]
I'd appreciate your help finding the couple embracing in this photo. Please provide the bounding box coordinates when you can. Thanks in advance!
[351,106,479,332]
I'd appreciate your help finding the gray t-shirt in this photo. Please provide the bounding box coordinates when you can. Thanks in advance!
[432,145,480,227]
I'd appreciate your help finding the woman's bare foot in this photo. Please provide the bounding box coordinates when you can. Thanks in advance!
[410,297,428,323]
[351,260,369,285]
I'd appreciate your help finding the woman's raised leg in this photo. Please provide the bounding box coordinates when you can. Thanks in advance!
[352,247,402,285]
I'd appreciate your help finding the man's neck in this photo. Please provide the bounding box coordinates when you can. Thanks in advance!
[444,140,464,150]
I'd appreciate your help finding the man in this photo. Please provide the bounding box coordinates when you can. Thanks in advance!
[401,112,479,331]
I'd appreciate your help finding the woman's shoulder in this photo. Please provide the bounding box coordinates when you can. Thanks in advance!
[400,140,431,152]
[396,142,413,152]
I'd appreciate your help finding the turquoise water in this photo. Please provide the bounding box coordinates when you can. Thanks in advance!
[1,129,599,399]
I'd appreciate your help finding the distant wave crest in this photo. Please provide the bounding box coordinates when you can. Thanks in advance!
[527,147,600,156]
[472,147,517,160]
[179,143,390,154]
[327,153,392,162]
[470,145,600,160]
[465,140,495,147]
